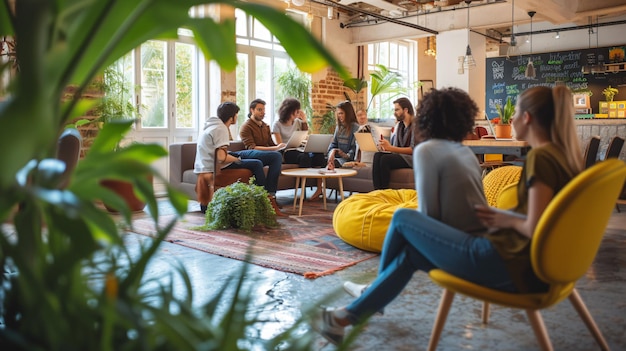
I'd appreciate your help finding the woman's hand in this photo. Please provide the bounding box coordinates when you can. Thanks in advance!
[474,205,526,232]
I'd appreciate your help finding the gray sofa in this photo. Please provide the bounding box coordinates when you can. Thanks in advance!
[169,141,415,200]
[169,141,305,200]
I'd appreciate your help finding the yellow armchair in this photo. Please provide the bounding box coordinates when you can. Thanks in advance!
[427,159,626,351]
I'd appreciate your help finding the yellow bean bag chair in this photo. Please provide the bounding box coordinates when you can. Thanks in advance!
[333,189,417,253]
[482,165,522,207]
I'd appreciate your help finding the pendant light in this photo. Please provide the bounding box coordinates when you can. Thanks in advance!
[425,37,436,57]
[463,0,476,68]
[591,16,605,74]
[506,0,518,58]
[525,11,536,78]
[581,17,593,74]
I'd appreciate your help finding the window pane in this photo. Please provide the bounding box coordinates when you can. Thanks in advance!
[273,57,289,119]
[390,42,398,69]
[255,55,273,123]
[236,53,249,126]
[175,42,194,128]
[235,9,247,37]
[140,40,166,128]
[378,42,389,67]
[253,18,271,42]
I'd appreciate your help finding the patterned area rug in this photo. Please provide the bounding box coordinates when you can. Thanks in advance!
[130,200,378,278]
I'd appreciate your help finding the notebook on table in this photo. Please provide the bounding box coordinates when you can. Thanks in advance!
[297,134,333,153]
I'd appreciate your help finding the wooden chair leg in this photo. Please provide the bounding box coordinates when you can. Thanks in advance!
[428,289,455,351]
[568,289,611,351]
[481,302,490,324]
[525,309,553,351]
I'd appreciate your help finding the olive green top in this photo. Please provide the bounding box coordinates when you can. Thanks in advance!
[486,143,576,293]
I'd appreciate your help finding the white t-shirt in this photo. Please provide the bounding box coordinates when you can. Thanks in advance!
[194,116,230,173]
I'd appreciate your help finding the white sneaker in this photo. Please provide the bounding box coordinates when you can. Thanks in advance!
[343,281,384,315]
[343,281,368,298]
[312,306,344,346]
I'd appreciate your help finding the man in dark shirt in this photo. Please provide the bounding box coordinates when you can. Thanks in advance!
[372,97,418,189]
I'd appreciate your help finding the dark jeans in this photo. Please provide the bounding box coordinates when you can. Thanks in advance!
[228,150,282,195]
[372,152,412,189]
[284,150,326,168]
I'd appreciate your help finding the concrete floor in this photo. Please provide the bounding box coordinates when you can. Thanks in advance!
[125,190,626,350]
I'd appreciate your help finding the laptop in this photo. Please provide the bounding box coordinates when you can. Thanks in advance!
[282,130,309,150]
[354,132,381,152]
[297,134,333,153]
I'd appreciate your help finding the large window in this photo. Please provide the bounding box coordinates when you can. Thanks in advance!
[137,38,198,130]
[235,8,295,129]
[367,40,418,120]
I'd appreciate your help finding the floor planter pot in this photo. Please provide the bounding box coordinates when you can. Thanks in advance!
[100,175,153,212]
[495,124,512,139]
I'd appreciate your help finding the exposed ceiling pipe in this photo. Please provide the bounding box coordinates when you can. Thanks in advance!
[323,0,507,34]
[314,0,439,34]
[502,19,626,38]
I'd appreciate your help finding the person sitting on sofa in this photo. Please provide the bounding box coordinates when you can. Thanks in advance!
[238,98,287,215]
[372,97,419,190]
[310,101,360,201]
[356,109,371,133]
[194,102,284,215]
[272,98,325,168]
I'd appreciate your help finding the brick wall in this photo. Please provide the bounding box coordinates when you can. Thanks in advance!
[311,68,365,132]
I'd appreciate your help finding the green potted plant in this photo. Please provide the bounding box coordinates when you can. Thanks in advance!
[493,96,515,138]
[342,64,407,122]
[0,1,351,349]
[202,179,279,232]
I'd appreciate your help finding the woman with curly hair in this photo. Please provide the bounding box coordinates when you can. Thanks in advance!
[312,88,497,344]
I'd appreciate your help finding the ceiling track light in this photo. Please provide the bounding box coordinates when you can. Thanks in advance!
[555,31,560,39]
[525,11,536,78]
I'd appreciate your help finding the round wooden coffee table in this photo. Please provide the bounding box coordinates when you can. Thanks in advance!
[281,168,357,216]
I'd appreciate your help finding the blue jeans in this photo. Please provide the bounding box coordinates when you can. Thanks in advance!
[345,208,516,323]
[229,150,282,195]
[224,158,266,188]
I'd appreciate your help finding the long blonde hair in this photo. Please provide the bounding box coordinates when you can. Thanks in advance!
[517,85,583,174]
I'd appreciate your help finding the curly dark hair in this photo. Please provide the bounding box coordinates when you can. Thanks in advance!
[278,98,301,123]
[415,87,478,142]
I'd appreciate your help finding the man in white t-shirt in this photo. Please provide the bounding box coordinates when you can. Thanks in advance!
[194,102,284,215]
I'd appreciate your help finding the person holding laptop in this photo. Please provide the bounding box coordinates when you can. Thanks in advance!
[372,97,419,190]
[310,101,360,200]
[238,98,287,215]
[272,98,324,168]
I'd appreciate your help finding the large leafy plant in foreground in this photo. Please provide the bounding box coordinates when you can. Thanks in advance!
[0,0,349,349]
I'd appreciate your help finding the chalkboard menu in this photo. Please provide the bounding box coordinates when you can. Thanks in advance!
[485,45,626,119]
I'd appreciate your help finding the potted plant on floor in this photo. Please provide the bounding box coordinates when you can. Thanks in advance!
[0,1,351,349]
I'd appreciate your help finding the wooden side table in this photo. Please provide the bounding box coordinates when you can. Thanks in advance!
[280,168,357,216]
